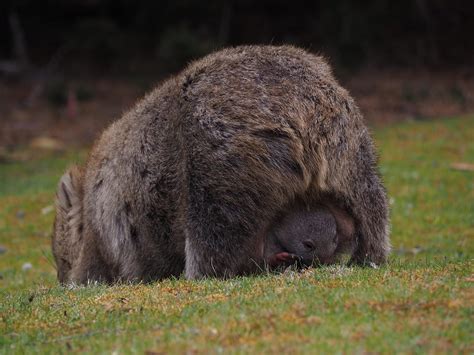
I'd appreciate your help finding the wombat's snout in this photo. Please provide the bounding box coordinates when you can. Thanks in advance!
[302,239,315,250]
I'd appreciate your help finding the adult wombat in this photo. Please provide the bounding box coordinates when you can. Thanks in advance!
[52,45,390,284]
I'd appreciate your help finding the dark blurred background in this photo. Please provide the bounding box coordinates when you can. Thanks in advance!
[1,0,473,152]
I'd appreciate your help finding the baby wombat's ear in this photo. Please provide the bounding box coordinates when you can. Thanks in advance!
[56,166,83,212]
[53,166,84,284]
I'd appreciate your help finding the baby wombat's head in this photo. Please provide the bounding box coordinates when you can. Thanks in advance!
[265,207,338,267]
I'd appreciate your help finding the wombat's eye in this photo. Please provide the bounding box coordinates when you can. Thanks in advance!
[303,240,315,250]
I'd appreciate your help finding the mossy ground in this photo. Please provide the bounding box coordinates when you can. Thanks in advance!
[1,117,473,354]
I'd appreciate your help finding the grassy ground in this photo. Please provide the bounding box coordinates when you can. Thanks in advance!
[1,117,473,354]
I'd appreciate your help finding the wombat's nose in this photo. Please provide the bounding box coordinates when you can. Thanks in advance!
[303,239,315,250]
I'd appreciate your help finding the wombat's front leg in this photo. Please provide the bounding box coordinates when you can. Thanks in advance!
[184,186,267,279]
[327,131,391,266]
[347,168,390,266]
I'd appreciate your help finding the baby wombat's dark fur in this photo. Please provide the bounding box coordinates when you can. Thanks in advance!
[52,45,390,284]
[264,202,355,269]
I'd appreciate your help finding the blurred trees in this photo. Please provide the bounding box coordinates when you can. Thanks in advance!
[0,0,473,76]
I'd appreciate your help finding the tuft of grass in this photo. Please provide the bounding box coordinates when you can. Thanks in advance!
[1,117,473,353]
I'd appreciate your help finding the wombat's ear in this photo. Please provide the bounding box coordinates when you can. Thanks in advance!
[56,166,82,212]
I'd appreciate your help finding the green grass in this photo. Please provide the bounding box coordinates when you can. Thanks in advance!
[1,117,473,354]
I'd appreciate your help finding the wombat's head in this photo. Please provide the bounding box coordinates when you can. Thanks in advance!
[52,166,83,283]
[276,208,338,266]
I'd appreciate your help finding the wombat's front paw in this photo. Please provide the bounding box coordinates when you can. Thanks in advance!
[267,252,299,269]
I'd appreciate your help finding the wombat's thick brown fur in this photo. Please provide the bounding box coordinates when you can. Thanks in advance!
[52,45,390,284]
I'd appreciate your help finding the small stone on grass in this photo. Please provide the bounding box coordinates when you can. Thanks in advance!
[22,262,33,271]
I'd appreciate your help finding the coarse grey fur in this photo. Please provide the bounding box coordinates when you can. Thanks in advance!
[52,45,390,284]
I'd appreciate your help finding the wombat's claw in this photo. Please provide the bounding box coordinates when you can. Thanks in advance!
[368,262,378,269]
[347,255,380,268]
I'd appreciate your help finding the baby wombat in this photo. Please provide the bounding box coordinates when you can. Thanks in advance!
[53,45,390,284]
[264,202,355,269]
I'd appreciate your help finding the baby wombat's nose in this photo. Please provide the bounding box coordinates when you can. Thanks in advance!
[303,239,315,250]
